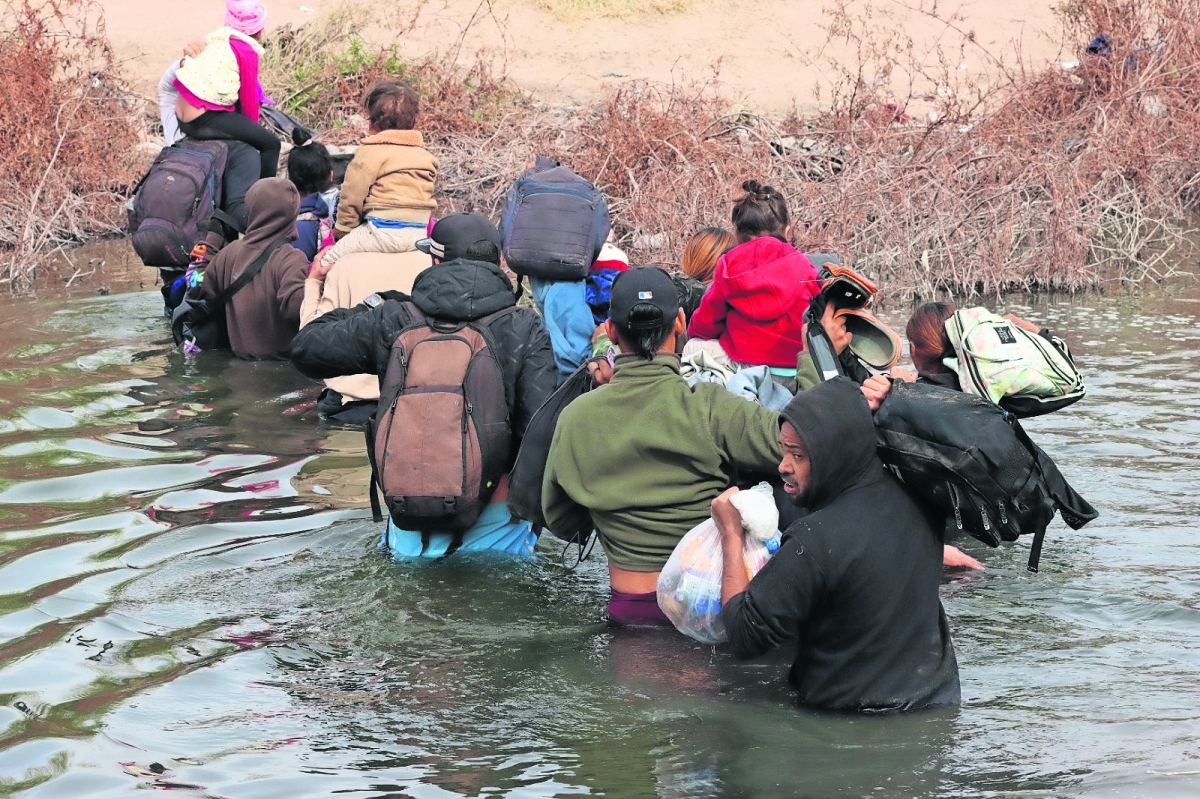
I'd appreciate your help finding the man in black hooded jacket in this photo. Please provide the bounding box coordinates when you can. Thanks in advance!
[288,213,557,557]
[715,377,960,712]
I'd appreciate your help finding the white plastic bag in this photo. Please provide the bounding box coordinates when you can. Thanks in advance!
[656,483,781,644]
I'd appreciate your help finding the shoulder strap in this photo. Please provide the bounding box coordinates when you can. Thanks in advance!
[207,238,289,312]
[211,208,246,235]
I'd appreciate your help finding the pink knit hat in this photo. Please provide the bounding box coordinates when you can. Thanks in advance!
[226,0,268,35]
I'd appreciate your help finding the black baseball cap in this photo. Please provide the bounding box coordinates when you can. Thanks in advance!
[609,266,680,330]
[416,213,502,262]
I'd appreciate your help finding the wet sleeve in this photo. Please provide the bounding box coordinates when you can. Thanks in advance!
[229,38,260,124]
[708,388,784,475]
[541,421,593,538]
[722,535,822,659]
[288,301,399,379]
[511,316,558,442]
[686,267,729,340]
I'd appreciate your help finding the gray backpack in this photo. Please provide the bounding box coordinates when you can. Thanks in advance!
[498,156,611,283]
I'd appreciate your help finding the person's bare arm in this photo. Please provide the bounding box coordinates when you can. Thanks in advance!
[713,488,750,604]
[1003,313,1041,333]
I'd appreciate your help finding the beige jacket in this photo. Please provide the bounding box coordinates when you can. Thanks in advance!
[300,249,433,401]
[335,130,439,234]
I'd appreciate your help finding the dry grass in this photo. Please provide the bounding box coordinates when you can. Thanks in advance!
[0,0,141,291]
[532,0,691,22]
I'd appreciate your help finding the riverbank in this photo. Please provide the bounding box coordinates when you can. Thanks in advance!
[3,0,1199,297]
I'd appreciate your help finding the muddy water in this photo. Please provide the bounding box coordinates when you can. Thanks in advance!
[0,278,1197,798]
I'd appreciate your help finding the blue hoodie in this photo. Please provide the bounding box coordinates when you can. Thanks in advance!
[530,277,595,382]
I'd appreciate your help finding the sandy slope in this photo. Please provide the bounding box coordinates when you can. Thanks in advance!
[104,0,1069,113]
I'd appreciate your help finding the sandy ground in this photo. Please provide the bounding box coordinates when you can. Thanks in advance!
[104,0,1071,114]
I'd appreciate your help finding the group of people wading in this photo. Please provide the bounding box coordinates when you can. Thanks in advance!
[144,0,1095,714]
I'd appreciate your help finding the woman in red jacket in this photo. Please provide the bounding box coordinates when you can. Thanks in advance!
[687,180,822,370]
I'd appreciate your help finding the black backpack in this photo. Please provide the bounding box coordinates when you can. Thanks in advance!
[507,364,596,551]
[873,380,1098,571]
[127,139,243,268]
[498,156,611,283]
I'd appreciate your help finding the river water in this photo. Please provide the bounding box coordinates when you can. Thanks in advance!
[0,280,1197,798]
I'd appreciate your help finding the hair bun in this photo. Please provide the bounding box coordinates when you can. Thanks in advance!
[291,126,316,147]
[741,179,763,195]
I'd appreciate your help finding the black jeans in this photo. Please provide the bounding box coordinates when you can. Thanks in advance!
[178,110,280,179]
[218,140,259,236]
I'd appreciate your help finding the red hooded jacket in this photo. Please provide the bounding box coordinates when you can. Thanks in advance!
[686,237,822,367]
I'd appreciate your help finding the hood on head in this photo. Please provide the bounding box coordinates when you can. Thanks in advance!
[244,178,300,246]
[410,258,517,321]
[778,377,883,510]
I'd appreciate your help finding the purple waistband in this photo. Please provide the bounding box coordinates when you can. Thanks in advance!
[608,589,672,627]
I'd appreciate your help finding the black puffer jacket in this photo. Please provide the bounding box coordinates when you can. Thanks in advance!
[288,258,557,455]
[721,377,960,712]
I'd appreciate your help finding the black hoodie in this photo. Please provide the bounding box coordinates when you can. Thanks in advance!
[721,377,960,712]
[287,258,557,454]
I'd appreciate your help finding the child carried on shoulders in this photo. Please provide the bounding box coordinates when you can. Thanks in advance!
[318,81,439,268]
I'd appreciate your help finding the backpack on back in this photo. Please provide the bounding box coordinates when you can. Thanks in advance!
[499,156,611,282]
[128,139,233,269]
[367,304,518,537]
[873,380,1098,571]
[507,363,595,535]
[944,307,1085,418]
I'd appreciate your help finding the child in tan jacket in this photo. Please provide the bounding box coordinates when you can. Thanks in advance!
[319,81,439,266]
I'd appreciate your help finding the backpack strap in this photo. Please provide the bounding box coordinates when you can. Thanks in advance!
[206,238,289,312]
[211,208,246,236]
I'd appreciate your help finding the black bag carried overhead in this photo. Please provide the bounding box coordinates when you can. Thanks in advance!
[127,139,243,268]
[873,380,1098,572]
[506,363,595,537]
[171,238,289,351]
[498,156,611,283]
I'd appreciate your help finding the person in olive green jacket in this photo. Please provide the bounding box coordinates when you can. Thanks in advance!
[542,267,785,626]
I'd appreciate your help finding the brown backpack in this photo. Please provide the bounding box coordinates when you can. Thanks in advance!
[366,303,517,539]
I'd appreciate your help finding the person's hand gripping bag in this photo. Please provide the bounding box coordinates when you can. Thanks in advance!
[656,483,781,644]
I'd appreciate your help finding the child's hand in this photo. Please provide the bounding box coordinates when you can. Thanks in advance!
[309,247,334,281]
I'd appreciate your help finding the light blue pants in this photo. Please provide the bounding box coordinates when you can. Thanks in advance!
[381,501,538,558]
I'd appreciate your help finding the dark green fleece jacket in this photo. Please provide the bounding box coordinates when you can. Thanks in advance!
[542,353,783,572]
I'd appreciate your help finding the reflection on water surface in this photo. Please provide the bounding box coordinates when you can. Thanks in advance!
[0,285,1197,797]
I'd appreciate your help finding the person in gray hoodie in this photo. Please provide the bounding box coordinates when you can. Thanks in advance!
[188,177,309,359]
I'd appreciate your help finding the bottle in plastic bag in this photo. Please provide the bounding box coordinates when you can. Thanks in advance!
[655,483,781,644]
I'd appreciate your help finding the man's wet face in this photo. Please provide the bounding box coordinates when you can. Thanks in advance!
[778,422,812,506]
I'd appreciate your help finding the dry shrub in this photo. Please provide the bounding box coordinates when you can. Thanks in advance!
[0,0,140,290]
[432,0,1200,300]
